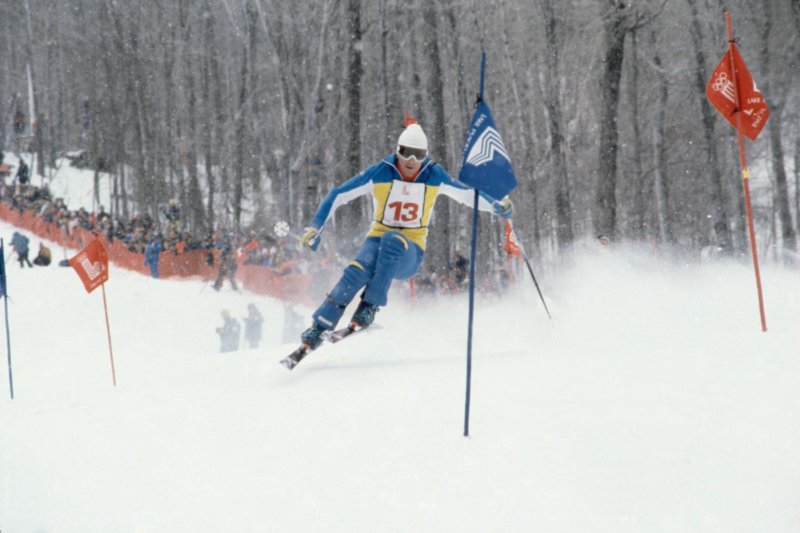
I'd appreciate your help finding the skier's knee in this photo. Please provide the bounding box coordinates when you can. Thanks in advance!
[341,260,370,286]
[380,232,409,260]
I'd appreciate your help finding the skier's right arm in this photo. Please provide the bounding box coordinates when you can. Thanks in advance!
[301,163,380,250]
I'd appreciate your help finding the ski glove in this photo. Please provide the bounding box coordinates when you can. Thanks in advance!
[493,197,514,220]
[300,227,321,251]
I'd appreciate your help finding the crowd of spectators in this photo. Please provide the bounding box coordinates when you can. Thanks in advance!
[0,153,304,278]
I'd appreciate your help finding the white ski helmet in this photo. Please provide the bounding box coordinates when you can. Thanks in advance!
[396,123,428,151]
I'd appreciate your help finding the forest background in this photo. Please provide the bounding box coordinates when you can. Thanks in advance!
[1,0,798,272]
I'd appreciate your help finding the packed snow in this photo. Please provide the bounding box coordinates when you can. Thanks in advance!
[1,215,799,532]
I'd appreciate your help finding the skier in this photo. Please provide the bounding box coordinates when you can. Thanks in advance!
[296,119,512,350]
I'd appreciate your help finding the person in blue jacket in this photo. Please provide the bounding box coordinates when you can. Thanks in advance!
[11,231,33,268]
[144,236,164,278]
[297,119,513,349]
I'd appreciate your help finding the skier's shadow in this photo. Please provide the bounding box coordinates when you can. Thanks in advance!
[303,349,528,374]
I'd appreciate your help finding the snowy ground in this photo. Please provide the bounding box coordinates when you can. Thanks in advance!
[1,218,799,532]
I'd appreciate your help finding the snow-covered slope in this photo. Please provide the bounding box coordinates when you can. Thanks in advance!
[1,221,799,532]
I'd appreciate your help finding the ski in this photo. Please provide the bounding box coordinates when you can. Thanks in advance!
[329,322,380,343]
[279,344,313,370]
[279,324,381,370]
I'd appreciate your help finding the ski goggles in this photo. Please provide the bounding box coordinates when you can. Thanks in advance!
[397,145,427,161]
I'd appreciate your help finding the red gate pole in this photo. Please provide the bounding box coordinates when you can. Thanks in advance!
[101,284,117,385]
[726,13,767,332]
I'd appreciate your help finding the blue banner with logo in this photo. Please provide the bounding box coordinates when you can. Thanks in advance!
[458,99,518,201]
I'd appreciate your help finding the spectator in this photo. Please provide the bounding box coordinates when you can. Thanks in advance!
[0,151,9,181]
[212,233,238,291]
[241,232,261,265]
[32,241,52,266]
[243,303,264,349]
[216,309,240,353]
[282,303,305,344]
[13,111,25,136]
[15,159,29,185]
[452,250,469,286]
[144,236,164,278]
[163,198,181,236]
[10,231,33,268]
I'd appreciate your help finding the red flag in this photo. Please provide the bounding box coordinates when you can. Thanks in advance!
[503,220,522,257]
[706,44,769,141]
[68,239,109,293]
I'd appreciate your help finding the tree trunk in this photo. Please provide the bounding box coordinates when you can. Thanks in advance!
[686,0,732,253]
[231,1,259,233]
[650,29,671,244]
[759,1,796,257]
[337,0,364,251]
[422,0,451,271]
[201,0,217,233]
[627,30,646,241]
[541,0,573,249]
[594,0,628,239]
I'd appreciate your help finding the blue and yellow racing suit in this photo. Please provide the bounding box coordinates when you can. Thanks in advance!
[308,153,496,329]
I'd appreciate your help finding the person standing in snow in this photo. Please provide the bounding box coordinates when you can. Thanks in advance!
[212,233,238,291]
[243,303,264,349]
[10,231,33,268]
[296,118,513,349]
[216,309,241,353]
[15,159,29,186]
[144,236,164,278]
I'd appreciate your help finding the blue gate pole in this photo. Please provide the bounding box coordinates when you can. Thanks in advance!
[464,189,480,437]
[463,52,486,437]
[1,239,13,400]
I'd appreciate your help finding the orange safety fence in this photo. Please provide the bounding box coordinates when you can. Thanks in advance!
[0,203,313,305]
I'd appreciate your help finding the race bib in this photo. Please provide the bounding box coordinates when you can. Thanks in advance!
[380,180,426,228]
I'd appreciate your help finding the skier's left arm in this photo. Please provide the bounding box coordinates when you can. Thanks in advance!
[437,168,513,219]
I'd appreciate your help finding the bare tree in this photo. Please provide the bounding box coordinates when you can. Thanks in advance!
[685,0,732,253]
[594,0,631,240]
[540,0,574,249]
[757,0,796,257]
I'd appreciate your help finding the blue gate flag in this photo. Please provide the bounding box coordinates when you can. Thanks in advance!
[458,99,518,201]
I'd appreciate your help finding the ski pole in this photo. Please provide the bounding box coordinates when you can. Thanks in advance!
[507,221,552,320]
[273,221,320,250]
[273,221,303,241]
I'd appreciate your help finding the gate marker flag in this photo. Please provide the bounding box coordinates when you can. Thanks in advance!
[68,238,109,294]
[459,101,517,201]
[459,53,518,438]
[705,12,768,332]
[68,238,117,385]
[706,41,769,141]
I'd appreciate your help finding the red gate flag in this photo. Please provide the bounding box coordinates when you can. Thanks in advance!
[69,239,109,293]
[706,44,769,141]
[503,220,522,257]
